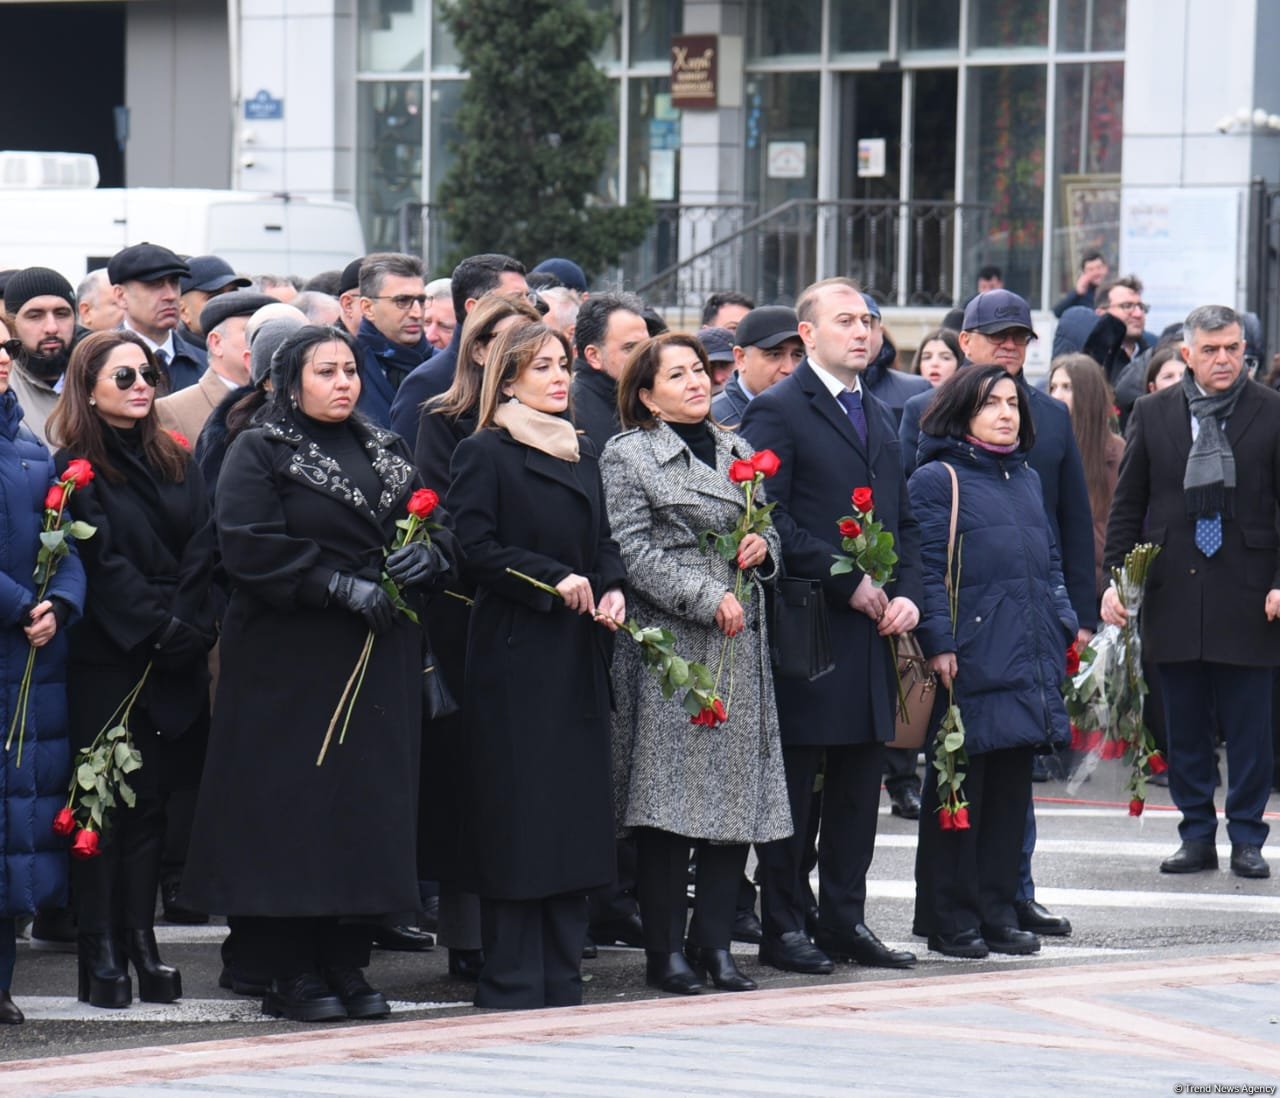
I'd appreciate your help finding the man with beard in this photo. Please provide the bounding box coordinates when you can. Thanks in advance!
[3,267,86,445]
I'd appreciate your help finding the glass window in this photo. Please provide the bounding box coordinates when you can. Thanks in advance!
[746,0,821,60]
[356,80,424,253]
[832,1,892,55]
[1056,0,1126,52]
[902,0,960,50]
[589,0,623,65]
[1050,62,1123,303]
[970,0,1049,50]
[964,65,1047,302]
[357,0,425,73]
[629,0,681,64]
[629,77,677,202]
[431,4,461,69]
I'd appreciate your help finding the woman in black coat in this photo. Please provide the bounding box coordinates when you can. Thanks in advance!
[907,366,1077,961]
[447,321,626,1010]
[182,326,455,1023]
[47,331,218,1009]
[412,292,538,981]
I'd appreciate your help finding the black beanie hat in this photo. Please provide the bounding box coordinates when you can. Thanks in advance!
[4,267,75,315]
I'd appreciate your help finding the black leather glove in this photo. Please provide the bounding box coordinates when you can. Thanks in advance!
[385,541,450,589]
[327,572,396,634]
[152,617,210,668]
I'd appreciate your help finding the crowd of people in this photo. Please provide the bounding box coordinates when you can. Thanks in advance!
[0,237,1276,1026]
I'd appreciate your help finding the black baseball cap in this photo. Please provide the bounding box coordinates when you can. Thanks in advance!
[695,326,737,363]
[107,243,189,286]
[962,289,1036,336]
[181,255,251,295]
[734,306,801,349]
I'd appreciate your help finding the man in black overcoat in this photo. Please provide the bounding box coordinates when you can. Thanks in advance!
[740,277,922,974]
[1103,304,1280,879]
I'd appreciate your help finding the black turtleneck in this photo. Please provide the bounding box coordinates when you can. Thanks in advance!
[666,418,716,468]
[301,414,381,506]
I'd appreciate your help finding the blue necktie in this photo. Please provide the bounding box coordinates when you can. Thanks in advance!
[836,389,867,446]
[1195,513,1222,557]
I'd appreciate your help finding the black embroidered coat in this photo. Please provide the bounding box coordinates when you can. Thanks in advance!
[182,414,453,917]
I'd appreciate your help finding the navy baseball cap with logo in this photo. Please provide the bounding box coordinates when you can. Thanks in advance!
[734,306,801,349]
[962,289,1036,337]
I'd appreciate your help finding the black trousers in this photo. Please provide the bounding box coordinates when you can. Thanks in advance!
[883,745,921,795]
[914,746,1032,936]
[477,893,587,1010]
[758,743,883,940]
[72,797,166,933]
[229,916,373,981]
[587,836,639,929]
[634,828,746,953]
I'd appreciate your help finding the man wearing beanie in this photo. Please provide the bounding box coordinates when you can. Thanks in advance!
[3,266,88,445]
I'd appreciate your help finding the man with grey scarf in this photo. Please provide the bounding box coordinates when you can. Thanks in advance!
[1103,304,1280,879]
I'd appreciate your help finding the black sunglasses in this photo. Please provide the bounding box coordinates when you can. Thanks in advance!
[0,338,21,358]
[108,366,160,390]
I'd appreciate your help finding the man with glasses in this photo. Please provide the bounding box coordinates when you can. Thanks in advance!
[900,289,1096,941]
[355,252,435,427]
[1095,275,1156,366]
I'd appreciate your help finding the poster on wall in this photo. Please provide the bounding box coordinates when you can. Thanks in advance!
[767,141,806,179]
[1061,174,1119,277]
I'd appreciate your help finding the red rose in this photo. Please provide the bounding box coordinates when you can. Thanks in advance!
[938,807,954,830]
[168,430,191,450]
[1065,644,1080,677]
[1101,739,1126,760]
[407,488,439,519]
[690,710,708,727]
[63,459,94,488]
[839,518,861,538]
[953,806,971,830]
[712,698,727,723]
[750,449,781,478]
[728,459,756,484]
[851,486,874,513]
[1129,798,1145,817]
[70,827,101,859]
[1069,724,1083,751]
[1148,752,1169,775]
[1082,730,1103,754]
[45,484,66,512]
[52,807,76,836]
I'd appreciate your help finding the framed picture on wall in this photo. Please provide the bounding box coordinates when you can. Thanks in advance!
[1061,173,1121,275]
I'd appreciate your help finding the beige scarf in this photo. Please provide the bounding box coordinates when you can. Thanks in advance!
[493,401,581,463]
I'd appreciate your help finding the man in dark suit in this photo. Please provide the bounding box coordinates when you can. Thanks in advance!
[740,277,922,975]
[108,243,206,392]
[569,293,649,453]
[1103,304,1280,879]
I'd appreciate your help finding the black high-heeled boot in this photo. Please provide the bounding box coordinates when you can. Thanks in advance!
[124,928,182,1003]
[77,933,131,1008]
[685,946,758,992]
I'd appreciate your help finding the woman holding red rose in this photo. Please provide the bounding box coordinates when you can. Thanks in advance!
[0,317,87,1024]
[601,333,791,995]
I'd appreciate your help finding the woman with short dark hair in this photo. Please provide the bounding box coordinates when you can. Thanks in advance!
[908,365,1076,960]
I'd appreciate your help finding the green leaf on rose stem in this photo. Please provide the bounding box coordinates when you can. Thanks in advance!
[106,725,125,741]
[682,691,705,717]
[395,518,413,532]
[659,678,675,700]
[113,741,132,768]
[81,792,98,809]
[117,779,136,809]
[669,656,689,686]
[943,731,964,753]
[90,801,103,828]
[39,530,64,551]
[122,750,142,774]
[77,763,96,791]
[830,556,854,576]
[95,774,108,799]
[65,521,96,540]
[690,662,714,689]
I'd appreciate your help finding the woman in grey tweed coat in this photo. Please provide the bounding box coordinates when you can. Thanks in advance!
[601,333,792,997]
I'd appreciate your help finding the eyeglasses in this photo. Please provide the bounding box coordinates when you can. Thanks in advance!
[0,338,21,358]
[107,366,160,390]
[367,294,428,311]
[982,329,1034,346]
[1110,301,1149,313]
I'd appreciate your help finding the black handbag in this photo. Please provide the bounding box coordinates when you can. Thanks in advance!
[769,574,836,682]
[421,642,460,721]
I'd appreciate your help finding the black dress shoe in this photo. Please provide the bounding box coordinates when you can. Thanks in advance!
[1160,841,1219,874]
[161,877,209,926]
[371,925,435,952]
[0,990,24,1024]
[927,929,989,959]
[76,933,131,1009]
[814,924,916,969]
[263,973,347,1022]
[325,965,390,1019]
[803,904,820,940]
[419,894,440,933]
[581,937,598,960]
[219,967,269,997]
[124,929,182,1003]
[591,912,645,947]
[644,950,704,994]
[686,946,757,991]
[731,909,764,944]
[1013,899,1072,937]
[447,948,485,981]
[759,932,834,975]
[890,786,922,820]
[981,925,1041,955]
[1231,843,1270,879]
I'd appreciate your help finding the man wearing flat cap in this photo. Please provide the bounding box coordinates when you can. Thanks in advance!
[108,242,205,392]
[178,255,251,353]
[155,290,277,444]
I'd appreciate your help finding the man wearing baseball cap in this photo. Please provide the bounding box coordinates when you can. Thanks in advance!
[694,326,738,395]
[710,306,805,428]
[108,243,205,392]
[178,256,251,353]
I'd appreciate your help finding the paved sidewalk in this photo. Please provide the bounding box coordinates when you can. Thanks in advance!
[6,952,1280,1096]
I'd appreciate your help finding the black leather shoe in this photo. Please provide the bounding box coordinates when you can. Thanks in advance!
[124,929,182,1002]
[645,950,704,994]
[890,786,922,820]
[1231,843,1270,879]
[419,894,440,933]
[77,933,131,1009]
[686,947,757,991]
[325,965,390,1019]
[263,973,347,1022]
[1160,841,1219,874]
[814,924,916,969]
[731,909,763,944]
[927,929,989,959]
[591,912,646,947]
[803,904,820,940]
[447,948,485,981]
[581,937,598,960]
[758,931,834,975]
[1014,899,1072,937]
[219,967,269,997]
[161,876,209,926]
[0,990,24,1024]
[372,925,435,952]
[981,925,1041,955]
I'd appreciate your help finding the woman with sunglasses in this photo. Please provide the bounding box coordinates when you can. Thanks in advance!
[46,330,218,1009]
[0,320,87,1024]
